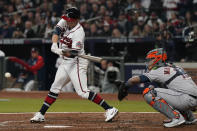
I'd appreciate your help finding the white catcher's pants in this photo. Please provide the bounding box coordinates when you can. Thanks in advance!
[50,58,90,99]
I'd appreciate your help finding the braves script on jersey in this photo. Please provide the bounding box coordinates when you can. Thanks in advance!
[57,19,85,60]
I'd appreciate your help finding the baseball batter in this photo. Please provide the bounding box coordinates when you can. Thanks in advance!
[30,7,118,123]
[117,48,197,128]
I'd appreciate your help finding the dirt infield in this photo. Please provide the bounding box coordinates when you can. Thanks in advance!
[0,91,197,131]
[0,112,197,131]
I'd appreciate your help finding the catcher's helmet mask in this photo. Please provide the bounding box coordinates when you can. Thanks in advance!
[146,48,167,70]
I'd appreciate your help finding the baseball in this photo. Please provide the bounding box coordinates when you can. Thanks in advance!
[4,72,11,78]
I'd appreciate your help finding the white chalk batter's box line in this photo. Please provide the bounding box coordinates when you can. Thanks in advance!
[0,112,158,114]
[0,112,196,114]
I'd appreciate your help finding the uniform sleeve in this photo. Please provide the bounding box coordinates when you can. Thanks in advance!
[71,30,85,50]
[139,75,150,83]
[56,19,67,31]
[143,69,161,82]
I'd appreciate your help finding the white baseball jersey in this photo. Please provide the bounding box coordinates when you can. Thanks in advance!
[50,18,90,98]
[56,19,85,61]
[144,66,197,97]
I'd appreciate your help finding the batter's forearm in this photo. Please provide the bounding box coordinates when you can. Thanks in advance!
[51,34,63,55]
[52,34,59,43]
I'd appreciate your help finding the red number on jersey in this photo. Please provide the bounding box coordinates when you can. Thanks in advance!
[164,67,170,74]
[60,36,72,48]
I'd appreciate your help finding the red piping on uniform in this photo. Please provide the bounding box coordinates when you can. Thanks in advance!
[70,25,81,33]
[77,58,86,93]
[60,25,81,41]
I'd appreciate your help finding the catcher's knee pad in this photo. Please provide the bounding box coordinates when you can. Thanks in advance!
[76,91,90,99]
[143,88,157,106]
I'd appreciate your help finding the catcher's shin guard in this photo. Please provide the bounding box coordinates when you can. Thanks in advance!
[143,88,180,119]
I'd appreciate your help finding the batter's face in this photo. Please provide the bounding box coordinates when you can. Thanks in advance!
[67,20,78,29]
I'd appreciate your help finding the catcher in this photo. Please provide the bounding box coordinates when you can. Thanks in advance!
[116,48,197,128]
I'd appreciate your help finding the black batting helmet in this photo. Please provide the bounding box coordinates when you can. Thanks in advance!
[62,7,80,22]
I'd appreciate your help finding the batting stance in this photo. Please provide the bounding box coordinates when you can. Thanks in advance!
[116,48,197,128]
[30,7,118,123]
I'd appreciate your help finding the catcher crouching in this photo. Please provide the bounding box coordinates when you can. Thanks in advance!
[116,48,197,128]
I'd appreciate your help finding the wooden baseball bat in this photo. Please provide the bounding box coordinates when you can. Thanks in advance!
[78,54,102,63]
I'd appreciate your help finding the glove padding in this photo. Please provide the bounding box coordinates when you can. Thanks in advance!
[114,80,129,101]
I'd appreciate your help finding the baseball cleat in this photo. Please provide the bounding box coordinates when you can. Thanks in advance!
[184,119,197,125]
[163,119,172,123]
[30,112,45,123]
[163,114,185,128]
[105,107,118,122]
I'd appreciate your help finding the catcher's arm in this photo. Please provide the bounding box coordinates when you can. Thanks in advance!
[116,75,150,101]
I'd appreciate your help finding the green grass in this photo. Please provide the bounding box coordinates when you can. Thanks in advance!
[0,98,155,113]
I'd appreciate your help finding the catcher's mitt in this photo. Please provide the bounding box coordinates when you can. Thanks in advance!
[114,80,129,101]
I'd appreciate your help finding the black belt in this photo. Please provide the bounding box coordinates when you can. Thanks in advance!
[189,94,197,99]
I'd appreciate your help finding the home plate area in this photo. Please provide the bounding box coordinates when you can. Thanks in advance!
[0,113,197,131]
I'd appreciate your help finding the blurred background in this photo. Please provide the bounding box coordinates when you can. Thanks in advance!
[0,0,197,94]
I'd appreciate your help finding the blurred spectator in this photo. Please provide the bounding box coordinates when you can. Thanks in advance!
[13,28,24,38]
[163,0,180,20]
[83,22,91,36]
[142,24,152,37]
[15,0,25,11]
[80,3,89,20]
[155,32,164,48]
[24,21,35,38]
[40,0,52,13]
[27,12,34,24]
[137,16,145,32]
[89,4,99,18]
[141,0,151,10]
[90,23,99,37]
[52,0,63,17]
[117,12,128,35]
[0,0,196,41]
[35,17,47,37]
[44,22,53,38]
[185,11,195,26]
[101,21,111,37]
[129,25,142,37]
[98,5,107,16]
[0,18,15,38]
[163,30,176,62]
[147,12,163,27]
[106,0,114,17]
[112,28,124,38]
